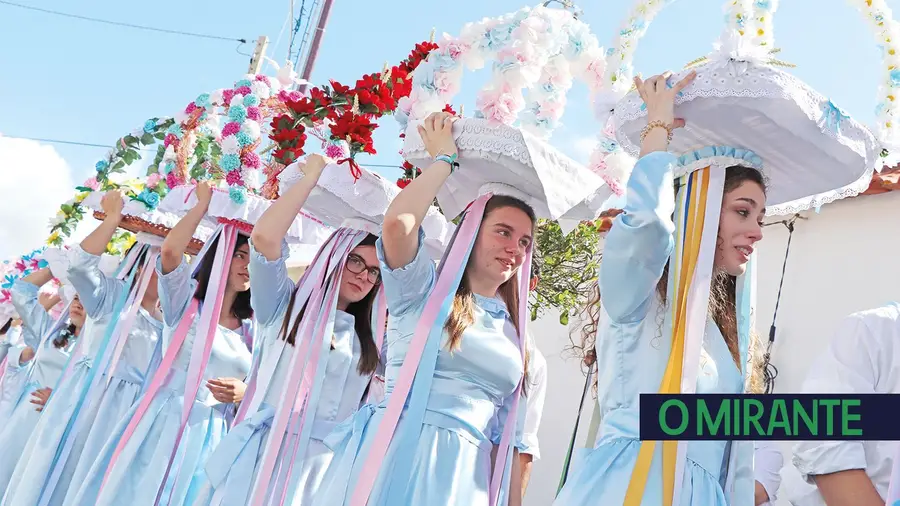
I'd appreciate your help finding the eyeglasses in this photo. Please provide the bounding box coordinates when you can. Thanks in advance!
[346,254,381,284]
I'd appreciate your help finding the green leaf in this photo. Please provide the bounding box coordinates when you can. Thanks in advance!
[74,186,94,193]
[154,132,166,141]
[559,312,569,326]
[112,160,126,171]
[140,133,154,145]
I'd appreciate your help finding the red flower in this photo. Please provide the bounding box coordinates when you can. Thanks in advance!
[442,104,457,115]
[287,97,317,117]
[397,178,411,189]
[330,80,352,96]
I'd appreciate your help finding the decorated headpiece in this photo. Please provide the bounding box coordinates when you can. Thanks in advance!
[588,1,881,505]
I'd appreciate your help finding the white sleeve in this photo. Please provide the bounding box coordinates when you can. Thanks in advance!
[791,307,891,482]
[521,338,547,460]
[754,441,783,504]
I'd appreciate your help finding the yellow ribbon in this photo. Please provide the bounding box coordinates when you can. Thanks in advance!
[624,167,710,506]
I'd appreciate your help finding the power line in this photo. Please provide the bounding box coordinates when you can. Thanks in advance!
[4,135,405,168]
[0,0,247,43]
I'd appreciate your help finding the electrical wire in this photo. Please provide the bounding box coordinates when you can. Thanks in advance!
[0,0,247,43]
[3,135,406,169]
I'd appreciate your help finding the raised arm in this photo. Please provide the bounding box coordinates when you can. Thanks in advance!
[161,180,212,274]
[10,268,55,349]
[599,71,695,324]
[252,154,329,260]
[68,190,127,318]
[382,112,457,270]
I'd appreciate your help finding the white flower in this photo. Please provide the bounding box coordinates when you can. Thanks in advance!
[230,95,244,108]
[163,145,176,160]
[175,110,190,125]
[221,135,241,155]
[211,89,225,105]
[251,81,271,100]
[240,120,261,139]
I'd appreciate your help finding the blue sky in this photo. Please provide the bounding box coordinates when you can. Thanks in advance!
[0,0,894,248]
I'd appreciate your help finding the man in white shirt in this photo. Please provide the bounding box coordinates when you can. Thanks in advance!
[789,302,900,506]
[520,262,548,497]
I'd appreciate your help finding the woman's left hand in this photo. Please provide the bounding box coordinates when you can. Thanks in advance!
[206,378,247,404]
[30,387,52,411]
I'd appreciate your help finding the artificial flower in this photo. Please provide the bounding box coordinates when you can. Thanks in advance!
[143,119,157,133]
[229,105,248,124]
[246,106,262,121]
[146,173,161,188]
[243,94,260,107]
[95,160,109,172]
[241,120,261,140]
[226,170,244,186]
[220,154,241,171]
[195,93,212,108]
[165,171,179,189]
[221,135,241,154]
[236,131,254,147]
[137,188,161,210]
[83,177,100,190]
[222,122,241,137]
[229,186,247,205]
[242,151,262,169]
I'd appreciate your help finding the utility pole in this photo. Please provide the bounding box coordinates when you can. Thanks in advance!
[299,0,335,81]
[247,35,270,74]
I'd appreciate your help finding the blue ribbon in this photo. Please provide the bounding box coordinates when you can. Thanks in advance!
[820,100,850,135]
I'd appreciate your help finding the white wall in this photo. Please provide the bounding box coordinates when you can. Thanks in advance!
[523,191,900,506]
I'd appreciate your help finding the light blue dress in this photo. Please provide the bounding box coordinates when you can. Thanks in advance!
[194,241,375,506]
[552,151,744,506]
[2,246,165,506]
[68,257,252,506]
[313,228,527,506]
[0,281,75,494]
[0,327,27,423]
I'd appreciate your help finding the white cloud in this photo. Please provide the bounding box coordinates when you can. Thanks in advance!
[0,135,92,259]
[572,136,597,160]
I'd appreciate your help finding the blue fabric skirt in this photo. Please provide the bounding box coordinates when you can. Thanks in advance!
[313,405,496,506]
[67,381,230,506]
[0,380,43,495]
[192,404,338,506]
[552,437,728,506]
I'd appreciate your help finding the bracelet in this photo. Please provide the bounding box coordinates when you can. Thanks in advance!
[640,120,674,143]
[434,153,459,173]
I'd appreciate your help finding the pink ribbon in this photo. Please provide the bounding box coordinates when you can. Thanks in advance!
[349,194,491,506]
[161,225,237,504]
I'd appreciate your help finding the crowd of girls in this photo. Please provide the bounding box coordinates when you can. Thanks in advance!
[0,72,889,506]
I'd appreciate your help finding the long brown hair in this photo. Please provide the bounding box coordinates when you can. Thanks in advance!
[194,233,254,320]
[278,233,381,376]
[575,165,768,394]
[443,195,536,390]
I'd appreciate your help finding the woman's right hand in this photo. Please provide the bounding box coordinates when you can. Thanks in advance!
[100,190,126,218]
[195,180,214,208]
[302,153,333,176]
[417,112,458,160]
[634,70,695,128]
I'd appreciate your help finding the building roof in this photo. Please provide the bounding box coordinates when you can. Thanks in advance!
[862,165,900,195]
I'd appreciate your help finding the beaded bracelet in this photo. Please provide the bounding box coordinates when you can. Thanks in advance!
[640,120,674,143]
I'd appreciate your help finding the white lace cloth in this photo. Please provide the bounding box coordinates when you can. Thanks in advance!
[160,185,332,246]
[613,58,878,216]
[402,118,608,224]
[277,162,455,260]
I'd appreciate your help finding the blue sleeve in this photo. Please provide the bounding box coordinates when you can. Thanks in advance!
[375,227,435,317]
[248,239,294,329]
[157,257,197,328]
[67,246,126,319]
[10,280,52,349]
[599,151,677,324]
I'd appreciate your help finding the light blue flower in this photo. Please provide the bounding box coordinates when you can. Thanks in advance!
[95,160,109,172]
[143,119,157,133]
[429,53,457,72]
[236,131,253,147]
[412,62,437,93]
[166,124,184,138]
[605,47,615,57]
[221,154,241,171]
[235,79,253,88]
[229,186,246,205]
[164,161,176,174]
[243,94,260,107]
[891,69,900,87]
[876,101,887,117]
[138,188,161,210]
[482,24,514,51]
[228,104,247,123]
[598,136,619,153]
[195,93,211,108]
[755,0,771,10]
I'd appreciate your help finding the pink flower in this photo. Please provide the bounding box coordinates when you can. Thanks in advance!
[536,100,564,122]
[83,177,100,190]
[164,134,179,148]
[476,86,524,125]
[146,173,161,188]
[255,75,271,86]
[185,102,199,114]
[166,172,179,189]
[324,142,348,160]
[433,72,460,97]
[246,107,262,121]
[441,40,469,61]
[241,151,262,169]
[236,86,252,96]
[223,89,236,104]
[226,170,244,186]
[222,122,241,137]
